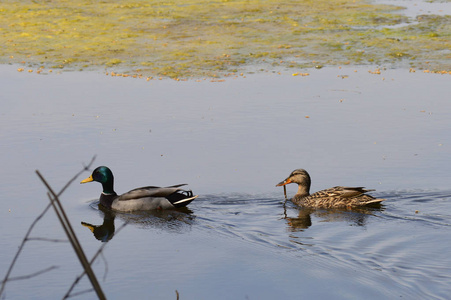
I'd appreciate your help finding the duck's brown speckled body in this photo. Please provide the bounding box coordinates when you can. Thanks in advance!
[276,169,385,208]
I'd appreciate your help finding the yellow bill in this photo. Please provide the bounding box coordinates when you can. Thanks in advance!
[80,175,93,184]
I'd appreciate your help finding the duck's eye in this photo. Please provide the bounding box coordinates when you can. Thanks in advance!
[93,171,103,181]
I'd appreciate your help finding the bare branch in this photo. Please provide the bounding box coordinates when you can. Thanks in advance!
[38,170,105,300]
[64,288,95,299]
[0,202,53,296]
[26,237,69,243]
[0,157,97,298]
[57,155,96,197]
[64,220,129,298]
[1,266,58,283]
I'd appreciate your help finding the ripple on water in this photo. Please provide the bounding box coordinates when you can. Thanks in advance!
[380,190,451,227]
[192,190,451,299]
[82,190,451,299]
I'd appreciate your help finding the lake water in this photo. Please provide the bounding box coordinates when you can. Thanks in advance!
[1,65,450,299]
[375,0,451,18]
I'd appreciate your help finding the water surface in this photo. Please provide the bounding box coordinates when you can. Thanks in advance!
[1,65,450,299]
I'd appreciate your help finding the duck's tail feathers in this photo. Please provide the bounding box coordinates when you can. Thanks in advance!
[365,198,386,205]
[172,195,198,207]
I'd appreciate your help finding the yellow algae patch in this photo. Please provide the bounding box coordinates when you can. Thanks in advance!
[0,0,450,78]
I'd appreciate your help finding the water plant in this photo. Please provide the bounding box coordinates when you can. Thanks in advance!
[1,0,450,78]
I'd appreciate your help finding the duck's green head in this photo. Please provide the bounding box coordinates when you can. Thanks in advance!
[80,166,115,194]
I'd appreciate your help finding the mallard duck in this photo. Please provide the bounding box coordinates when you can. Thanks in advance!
[80,166,198,211]
[276,169,385,208]
[81,211,116,242]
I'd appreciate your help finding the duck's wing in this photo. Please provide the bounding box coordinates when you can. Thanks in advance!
[308,186,385,207]
[324,186,376,198]
[118,184,189,200]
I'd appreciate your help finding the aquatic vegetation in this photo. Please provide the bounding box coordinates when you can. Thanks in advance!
[0,0,450,78]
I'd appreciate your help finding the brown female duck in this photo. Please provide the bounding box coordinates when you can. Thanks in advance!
[276,169,385,208]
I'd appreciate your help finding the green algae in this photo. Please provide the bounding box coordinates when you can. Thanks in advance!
[1,0,450,78]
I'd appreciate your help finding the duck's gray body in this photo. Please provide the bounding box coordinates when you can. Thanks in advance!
[101,184,198,211]
[81,166,197,212]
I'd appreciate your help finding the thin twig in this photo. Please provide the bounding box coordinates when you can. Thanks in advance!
[57,156,96,197]
[99,252,108,282]
[1,266,58,283]
[0,157,97,299]
[0,202,53,296]
[39,174,106,300]
[282,198,288,219]
[64,220,129,299]
[64,288,95,299]
[90,221,128,265]
[26,237,69,243]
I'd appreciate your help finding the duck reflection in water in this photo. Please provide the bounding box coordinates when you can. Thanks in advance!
[82,209,116,242]
[81,204,196,242]
[284,203,385,232]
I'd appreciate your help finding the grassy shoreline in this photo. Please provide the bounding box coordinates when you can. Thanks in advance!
[1,0,450,78]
